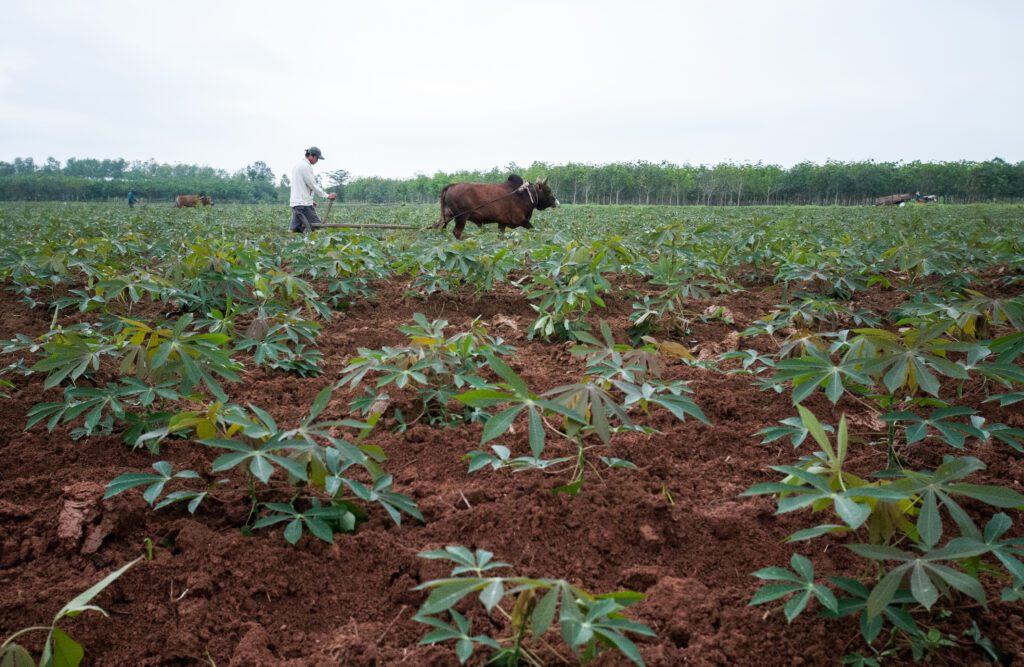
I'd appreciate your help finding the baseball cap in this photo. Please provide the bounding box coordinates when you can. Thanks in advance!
[306,146,325,159]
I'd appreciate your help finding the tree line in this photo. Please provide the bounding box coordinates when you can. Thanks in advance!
[0,157,284,204]
[2,156,1022,205]
[345,159,1024,205]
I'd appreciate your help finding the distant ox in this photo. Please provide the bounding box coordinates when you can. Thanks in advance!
[175,194,214,208]
[432,175,559,240]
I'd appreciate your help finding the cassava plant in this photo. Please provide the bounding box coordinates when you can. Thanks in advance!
[106,386,421,544]
[337,313,515,426]
[459,340,707,495]
[413,546,655,666]
[744,406,1024,658]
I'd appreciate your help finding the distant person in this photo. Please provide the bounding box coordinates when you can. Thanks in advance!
[127,190,136,209]
[289,146,336,233]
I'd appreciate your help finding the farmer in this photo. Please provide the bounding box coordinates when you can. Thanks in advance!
[127,190,136,209]
[289,146,337,233]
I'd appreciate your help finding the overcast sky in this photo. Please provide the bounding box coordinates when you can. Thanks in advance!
[1,1,1021,182]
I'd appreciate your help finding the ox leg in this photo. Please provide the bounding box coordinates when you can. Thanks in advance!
[453,220,466,240]
[498,224,506,235]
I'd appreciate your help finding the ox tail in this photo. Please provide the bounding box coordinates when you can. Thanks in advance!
[433,184,453,229]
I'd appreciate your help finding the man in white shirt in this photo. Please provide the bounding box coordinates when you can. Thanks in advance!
[289,146,337,232]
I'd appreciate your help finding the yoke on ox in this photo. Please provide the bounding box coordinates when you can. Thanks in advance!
[432,175,559,240]
[175,194,213,208]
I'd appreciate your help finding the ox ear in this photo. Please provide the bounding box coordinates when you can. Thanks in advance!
[541,176,549,185]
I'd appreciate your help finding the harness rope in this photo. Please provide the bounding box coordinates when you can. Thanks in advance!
[308,181,541,234]
[432,180,537,229]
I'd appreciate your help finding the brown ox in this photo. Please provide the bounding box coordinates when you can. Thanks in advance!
[175,194,214,208]
[432,175,559,239]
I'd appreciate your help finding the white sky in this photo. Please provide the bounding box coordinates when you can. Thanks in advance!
[1,1,1021,182]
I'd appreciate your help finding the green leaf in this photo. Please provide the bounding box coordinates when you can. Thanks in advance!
[787,524,849,542]
[455,637,474,664]
[309,384,332,419]
[909,564,938,610]
[783,589,811,622]
[790,554,814,581]
[56,557,139,621]
[104,472,160,499]
[749,583,803,605]
[926,563,987,606]
[50,627,84,667]
[592,627,645,665]
[419,580,484,616]
[0,643,35,667]
[479,579,504,612]
[304,516,335,543]
[833,495,870,530]
[918,491,942,547]
[528,409,545,457]
[283,518,303,544]
[480,405,521,445]
[846,543,910,562]
[948,483,1024,508]
[866,566,906,619]
[532,585,559,637]
[486,353,528,395]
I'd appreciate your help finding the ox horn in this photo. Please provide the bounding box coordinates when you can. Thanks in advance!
[542,176,549,185]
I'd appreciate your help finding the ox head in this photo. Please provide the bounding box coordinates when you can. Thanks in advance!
[534,177,559,210]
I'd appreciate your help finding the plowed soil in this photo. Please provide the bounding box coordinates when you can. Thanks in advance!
[2,273,1023,666]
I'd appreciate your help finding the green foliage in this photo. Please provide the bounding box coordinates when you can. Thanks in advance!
[106,387,419,545]
[252,500,355,544]
[116,313,242,401]
[105,461,203,509]
[749,553,839,622]
[458,322,706,495]
[6,157,1024,205]
[524,246,611,340]
[571,319,661,383]
[28,324,119,390]
[456,353,584,458]
[773,346,874,404]
[844,323,969,397]
[745,405,1024,656]
[413,546,655,666]
[338,314,513,426]
[3,199,1024,662]
[879,406,985,448]
[0,558,138,667]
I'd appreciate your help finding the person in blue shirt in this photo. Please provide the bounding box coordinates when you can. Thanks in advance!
[127,190,136,209]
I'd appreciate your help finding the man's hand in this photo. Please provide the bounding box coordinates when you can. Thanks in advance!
[328,192,338,200]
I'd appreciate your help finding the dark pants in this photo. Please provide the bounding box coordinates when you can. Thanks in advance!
[290,205,321,233]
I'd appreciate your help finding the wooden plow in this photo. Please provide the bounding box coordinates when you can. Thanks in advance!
[313,199,422,231]
[316,223,421,230]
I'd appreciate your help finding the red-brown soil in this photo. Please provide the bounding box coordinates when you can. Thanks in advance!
[1,274,1023,666]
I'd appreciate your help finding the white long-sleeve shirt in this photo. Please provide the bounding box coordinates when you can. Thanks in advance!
[290,159,328,206]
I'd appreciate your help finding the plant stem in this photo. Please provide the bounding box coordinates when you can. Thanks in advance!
[246,471,258,524]
[886,420,898,469]
[1,625,53,647]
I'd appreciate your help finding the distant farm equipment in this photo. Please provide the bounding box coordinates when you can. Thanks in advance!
[874,192,938,206]
[874,193,912,206]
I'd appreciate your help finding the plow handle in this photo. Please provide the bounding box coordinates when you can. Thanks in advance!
[322,198,334,225]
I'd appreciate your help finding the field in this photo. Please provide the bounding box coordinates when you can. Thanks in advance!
[1,201,1023,666]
